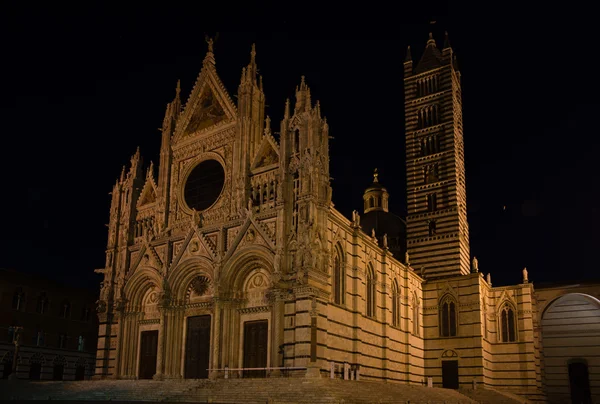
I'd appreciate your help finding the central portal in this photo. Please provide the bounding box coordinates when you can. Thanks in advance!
[243,320,268,378]
[185,315,211,379]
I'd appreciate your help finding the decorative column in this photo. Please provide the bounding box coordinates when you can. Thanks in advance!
[153,306,167,380]
[220,301,231,368]
[270,290,285,376]
[210,300,221,379]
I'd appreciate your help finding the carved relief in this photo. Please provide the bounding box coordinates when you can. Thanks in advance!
[184,86,226,136]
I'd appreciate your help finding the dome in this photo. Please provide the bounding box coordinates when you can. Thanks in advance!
[361,210,407,257]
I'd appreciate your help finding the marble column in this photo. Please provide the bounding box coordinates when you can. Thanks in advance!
[210,301,221,379]
[153,307,167,380]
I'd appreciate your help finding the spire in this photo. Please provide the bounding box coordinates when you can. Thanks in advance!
[264,115,271,136]
[415,32,443,74]
[173,79,181,114]
[404,46,412,63]
[295,76,311,112]
[427,32,436,47]
[284,98,290,119]
[443,31,451,49]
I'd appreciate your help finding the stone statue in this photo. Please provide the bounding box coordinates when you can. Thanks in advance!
[352,210,360,227]
[471,256,479,273]
[486,273,492,286]
[522,267,529,284]
[371,228,376,238]
[405,251,410,266]
[383,233,388,249]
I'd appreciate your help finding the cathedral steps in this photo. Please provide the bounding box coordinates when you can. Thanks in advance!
[0,378,483,403]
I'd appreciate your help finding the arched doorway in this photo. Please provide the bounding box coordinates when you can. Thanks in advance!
[541,293,599,403]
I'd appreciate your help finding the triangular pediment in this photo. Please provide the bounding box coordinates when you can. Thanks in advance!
[137,174,158,208]
[251,135,280,171]
[169,227,217,271]
[130,243,163,275]
[223,216,275,262]
[173,61,237,144]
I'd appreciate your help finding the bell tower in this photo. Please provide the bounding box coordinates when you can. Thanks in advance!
[404,32,470,278]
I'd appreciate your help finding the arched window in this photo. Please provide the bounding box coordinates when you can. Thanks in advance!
[428,220,437,236]
[440,295,458,337]
[412,294,420,336]
[500,303,517,342]
[333,245,345,305]
[36,293,49,314]
[78,335,86,352]
[392,280,401,327]
[60,300,71,318]
[294,129,300,154]
[12,288,24,311]
[366,266,376,318]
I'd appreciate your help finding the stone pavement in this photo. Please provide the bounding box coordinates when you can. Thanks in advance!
[0,378,528,403]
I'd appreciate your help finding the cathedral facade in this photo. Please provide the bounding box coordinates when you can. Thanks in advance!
[94,36,599,403]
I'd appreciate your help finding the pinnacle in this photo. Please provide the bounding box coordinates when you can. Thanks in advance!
[405,45,412,62]
[427,32,436,47]
[443,31,451,49]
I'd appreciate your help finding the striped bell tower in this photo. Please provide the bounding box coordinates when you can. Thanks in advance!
[404,32,470,279]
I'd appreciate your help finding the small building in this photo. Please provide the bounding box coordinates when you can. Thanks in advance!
[0,268,98,380]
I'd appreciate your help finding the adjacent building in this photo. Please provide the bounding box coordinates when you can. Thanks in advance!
[0,269,98,380]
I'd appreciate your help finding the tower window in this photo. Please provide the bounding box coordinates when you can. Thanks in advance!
[440,296,458,337]
[424,164,439,184]
[500,303,517,342]
[427,193,438,211]
[416,75,439,98]
[428,220,437,236]
[421,135,440,156]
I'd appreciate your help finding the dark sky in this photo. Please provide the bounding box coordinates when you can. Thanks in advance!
[1,2,599,291]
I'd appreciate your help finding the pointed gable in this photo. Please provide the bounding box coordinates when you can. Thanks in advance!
[173,48,237,144]
[184,85,227,135]
[137,163,158,209]
[251,135,279,171]
[415,33,443,74]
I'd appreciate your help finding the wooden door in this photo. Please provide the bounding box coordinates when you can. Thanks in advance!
[138,330,158,379]
[442,360,459,389]
[29,362,41,380]
[75,365,85,381]
[243,320,268,378]
[184,315,211,379]
[569,362,592,404]
[2,362,12,379]
[52,364,64,380]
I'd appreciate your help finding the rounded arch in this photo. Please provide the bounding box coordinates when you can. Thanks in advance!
[366,262,376,280]
[332,241,345,305]
[221,245,275,292]
[168,256,215,302]
[29,353,45,365]
[124,266,163,310]
[540,292,600,322]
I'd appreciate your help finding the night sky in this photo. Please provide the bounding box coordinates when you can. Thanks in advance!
[1,3,599,292]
